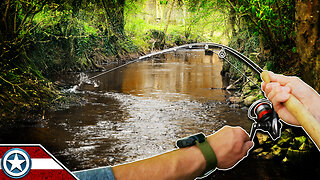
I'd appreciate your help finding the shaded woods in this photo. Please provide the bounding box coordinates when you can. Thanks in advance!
[228,0,319,90]
[0,0,137,120]
[0,0,319,122]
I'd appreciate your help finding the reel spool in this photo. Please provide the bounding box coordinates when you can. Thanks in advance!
[248,99,282,141]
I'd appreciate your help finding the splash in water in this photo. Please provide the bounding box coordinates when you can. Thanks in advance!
[65,72,99,93]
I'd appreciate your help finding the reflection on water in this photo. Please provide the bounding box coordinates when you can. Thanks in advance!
[122,50,225,101]
[1,50,314,179]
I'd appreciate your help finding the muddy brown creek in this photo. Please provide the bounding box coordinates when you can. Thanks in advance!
[0,50,314,179]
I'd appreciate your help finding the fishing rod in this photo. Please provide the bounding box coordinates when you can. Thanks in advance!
[88,43,263,81]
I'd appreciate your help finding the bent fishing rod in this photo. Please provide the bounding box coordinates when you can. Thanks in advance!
[87,43,320,149]
[88,43,262,81]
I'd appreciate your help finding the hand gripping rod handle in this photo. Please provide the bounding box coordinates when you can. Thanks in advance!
[261,71,320,150]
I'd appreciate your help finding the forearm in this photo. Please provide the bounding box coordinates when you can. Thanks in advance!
[112,126,253,179]
[112,145,206,180]
[74,127,252,180]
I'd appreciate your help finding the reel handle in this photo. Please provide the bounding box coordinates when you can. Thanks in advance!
[261,71,320,150]
[249,123,257,141]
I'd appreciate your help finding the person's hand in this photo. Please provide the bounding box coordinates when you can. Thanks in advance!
[207,126,253,169]
[261,71,320,126]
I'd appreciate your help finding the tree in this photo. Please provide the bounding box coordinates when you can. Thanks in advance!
[227,0,297,71]
[295,0,320,91]
[227,0,320,91]
[0,0,56,120]
[1,0,47,64]
[101,0,126,36]
[164,0,176,35]
[183,0,228,40]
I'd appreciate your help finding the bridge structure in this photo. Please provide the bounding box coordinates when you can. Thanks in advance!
[88,43,263,88]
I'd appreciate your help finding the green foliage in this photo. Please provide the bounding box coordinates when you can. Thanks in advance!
[0,0,139,121]
[225,29,260,79]
[124,0,232,50]
[229,0,297,71]
[264,61,274,71]
[0,0,59,121]
[28,1,139,74]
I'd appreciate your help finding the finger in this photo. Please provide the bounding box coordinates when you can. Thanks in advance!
[268,71,292,86]
[266,83,281,100]
[261,82,266,92]
[265,82,280,95]
[270,97,300,126]
[273,91,290,103]
[282,85,291,93]
[234,127,250,142]
[268,85,291,103]
[241,141,254,157]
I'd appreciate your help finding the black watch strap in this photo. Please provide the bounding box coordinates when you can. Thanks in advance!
[176,133,205,148]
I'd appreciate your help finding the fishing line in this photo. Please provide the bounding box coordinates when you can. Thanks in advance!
[218,54,262,91]
[88,58,142,80]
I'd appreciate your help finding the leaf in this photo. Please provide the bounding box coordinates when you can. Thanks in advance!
[252,6,256,14]
[269,9,274,17]
[239,5,245,12]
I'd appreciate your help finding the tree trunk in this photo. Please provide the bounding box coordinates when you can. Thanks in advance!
[183,0,186,27]
[156,0,161,22]
[295,0,320,92]
[229,7,236,37]
[164,0,175,35]
[101,0,125,36]
[259,34,264,55]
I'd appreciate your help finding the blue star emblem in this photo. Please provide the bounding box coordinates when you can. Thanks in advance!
[1,148,31,179]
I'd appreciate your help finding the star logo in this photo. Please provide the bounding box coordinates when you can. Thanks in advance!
[1,148,31,179]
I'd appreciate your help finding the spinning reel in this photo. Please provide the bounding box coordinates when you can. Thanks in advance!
[248,99,282,141]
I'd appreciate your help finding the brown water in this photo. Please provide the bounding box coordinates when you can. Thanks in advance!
[0,50,317,179]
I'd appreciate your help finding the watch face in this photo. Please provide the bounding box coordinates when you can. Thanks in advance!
[176,137,196,148]
[194,133,206,143]
[176,133,206,148]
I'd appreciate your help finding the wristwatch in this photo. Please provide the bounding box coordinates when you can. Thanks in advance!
[176,133,217,177]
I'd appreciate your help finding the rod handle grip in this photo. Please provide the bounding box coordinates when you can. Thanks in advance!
[261,71,320,150]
